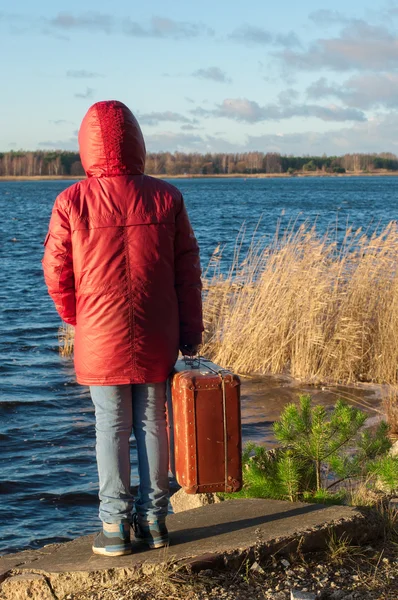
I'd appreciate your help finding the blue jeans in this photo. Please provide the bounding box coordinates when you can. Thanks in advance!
[90,383,169,524]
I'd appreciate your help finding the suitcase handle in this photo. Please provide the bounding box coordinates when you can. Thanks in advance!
[181,355,232,376]
[182,355,201,369]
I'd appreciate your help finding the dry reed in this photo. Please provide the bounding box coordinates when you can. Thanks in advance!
[59,220,398,387]
[202,220,398,385]
[382,387,398,435]
[58,323,75,358]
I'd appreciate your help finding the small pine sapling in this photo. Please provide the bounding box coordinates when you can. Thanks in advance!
[275,395,367,490]
[241,396,394,504]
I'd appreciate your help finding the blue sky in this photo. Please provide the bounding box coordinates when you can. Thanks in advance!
[2,0,398,154]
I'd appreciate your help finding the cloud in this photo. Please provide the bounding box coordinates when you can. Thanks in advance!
[383,6,398,19]
[74,87,95,99]
[214,98,265,122]
[124,16,213,39]
[192,67,231,83]
[50,12,113,33]
[67,70,102,78]
[246,112,398,155]
[144,131,206,152]
[229,24,272,45]
[180,124,202,131]
[47,12,213,39]
[193,99,270,122]
[144,130,241,153]
[192,97,366,123]
[307,74,398,110]
[229,24,300,48]
[275,32,301,48]
[278,21,398,71]
[38,135,78,150]
[0,10,43,33]
[308,9,350,26]
[138,111,196,126]
[0,11,68,39]
[278,88,300,105]
[281,104,365,122]
[49,119,75,125]
[35,112,398,155]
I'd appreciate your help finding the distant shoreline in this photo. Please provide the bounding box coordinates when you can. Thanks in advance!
[2,171,398,181]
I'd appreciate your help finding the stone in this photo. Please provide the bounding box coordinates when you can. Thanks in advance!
[290,591,316,600]
[389,440,398,458]
[389,497,398,511]
[170,488,222,513]
[250,561,265,574]
[0,573,54,600]
[329,592,347,600]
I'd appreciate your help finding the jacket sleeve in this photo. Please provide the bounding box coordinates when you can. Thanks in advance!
[42,195,76,326]
[174,196,204,346]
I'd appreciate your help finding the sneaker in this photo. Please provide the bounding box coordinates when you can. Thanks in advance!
[92,521,132,557]
[132,513,169,549]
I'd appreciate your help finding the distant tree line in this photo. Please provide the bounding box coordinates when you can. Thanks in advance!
[1,150,398,177]
[0,151,84,177]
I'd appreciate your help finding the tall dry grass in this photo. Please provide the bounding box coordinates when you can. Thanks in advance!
[202,221,398,385]
[59,220,398,385]
[58,323,75,358]
[382,386,398,435]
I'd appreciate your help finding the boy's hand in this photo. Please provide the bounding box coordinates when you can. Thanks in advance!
[180,344,199,357]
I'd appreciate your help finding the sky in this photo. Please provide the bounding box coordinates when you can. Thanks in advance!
[2,0,398,155]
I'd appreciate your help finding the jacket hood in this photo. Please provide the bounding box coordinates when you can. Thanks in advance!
[78,100,146,177]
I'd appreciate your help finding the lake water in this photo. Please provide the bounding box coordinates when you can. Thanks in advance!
[0,176,395,555]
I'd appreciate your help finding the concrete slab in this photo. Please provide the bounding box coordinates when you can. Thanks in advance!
[0,499,379,600]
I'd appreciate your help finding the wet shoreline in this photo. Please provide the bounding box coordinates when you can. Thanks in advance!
[2,171,398,181]
[240,374,384,447]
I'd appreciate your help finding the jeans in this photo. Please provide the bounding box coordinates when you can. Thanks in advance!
[90,382,169,524]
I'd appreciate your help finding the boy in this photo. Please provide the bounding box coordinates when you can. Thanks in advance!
[43,100,203,556]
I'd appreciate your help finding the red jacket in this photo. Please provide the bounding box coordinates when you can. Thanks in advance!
[42,100,203,385]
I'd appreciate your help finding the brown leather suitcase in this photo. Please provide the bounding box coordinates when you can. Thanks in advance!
[168,358,242,494]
